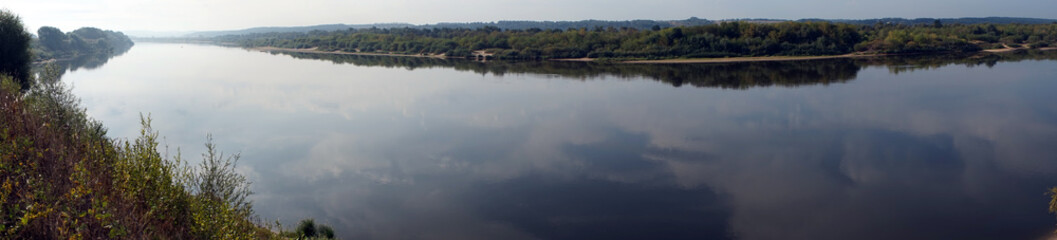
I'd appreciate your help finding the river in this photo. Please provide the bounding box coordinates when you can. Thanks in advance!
[62,42,1057,239]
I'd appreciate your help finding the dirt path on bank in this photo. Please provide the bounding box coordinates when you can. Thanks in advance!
[983,45,1057,53]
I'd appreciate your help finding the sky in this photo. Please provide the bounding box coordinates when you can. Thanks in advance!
[6,0,1057,34]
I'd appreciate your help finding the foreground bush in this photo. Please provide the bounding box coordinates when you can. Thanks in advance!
[280,218,336,240]
[1,70,275,239]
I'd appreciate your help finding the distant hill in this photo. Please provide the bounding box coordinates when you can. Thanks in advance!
[800,17,1057,25]
[185,23,415,38]
[124,30,194,38]
[423,17,713,30]
[184,17,1057,38]
[184,18,713,38]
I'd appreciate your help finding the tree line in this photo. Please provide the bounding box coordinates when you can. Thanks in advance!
[218,21,1057,60]
[186,17,714,38]
[34,26,134,61]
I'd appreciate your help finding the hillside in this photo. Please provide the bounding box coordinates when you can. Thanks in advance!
[178,17,1057,39]
[182,18,714,37]
[807,17,1057,25]
[184,23,415,38]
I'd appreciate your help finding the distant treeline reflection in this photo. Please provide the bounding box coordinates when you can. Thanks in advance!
[51,46,132,74]
[267,50,1057,89]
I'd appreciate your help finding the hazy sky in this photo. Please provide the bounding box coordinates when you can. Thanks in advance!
[7,0,1057,33]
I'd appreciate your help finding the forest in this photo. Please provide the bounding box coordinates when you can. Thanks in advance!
[218,21,1057,60]
[33,26,135,61]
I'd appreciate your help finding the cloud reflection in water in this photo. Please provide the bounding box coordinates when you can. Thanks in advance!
[64,43,1057,239]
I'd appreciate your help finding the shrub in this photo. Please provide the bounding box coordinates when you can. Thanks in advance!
[296,219,317,238]
[319,224,335,239]
[289,218,337,239]
[1,70,273,239]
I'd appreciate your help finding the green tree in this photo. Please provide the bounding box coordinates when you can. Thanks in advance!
[290,218,337,239]
[37,26,69,54]
[296,219,318,238]
[0,10,32,90]
[318,225,335,239]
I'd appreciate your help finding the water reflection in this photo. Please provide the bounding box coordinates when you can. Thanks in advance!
[39,46,132,78]
[268,49,1057,88]
[63,43,1057,240]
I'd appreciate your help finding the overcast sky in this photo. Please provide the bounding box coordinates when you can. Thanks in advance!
[7,0,1057,33]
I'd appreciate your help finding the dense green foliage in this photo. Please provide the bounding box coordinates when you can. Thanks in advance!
[853,22,1057,53]
[0,10,33,90]
[425,17,713,31]
[0,69,276,239]
[281,218,336,240]
[224,21,1057,60]
[33,26,134,61]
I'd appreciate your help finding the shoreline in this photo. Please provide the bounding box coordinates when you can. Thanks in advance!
[616,54,879,64]
[252,47,447,58]
[251,46,1057,64]
[983,46,1057,53]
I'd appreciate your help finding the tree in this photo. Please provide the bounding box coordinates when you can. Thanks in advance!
[296,219,318,238]
[37,26,68,52]
[318,225,335,239]
[0,10,33,90]
[292,218,336,239]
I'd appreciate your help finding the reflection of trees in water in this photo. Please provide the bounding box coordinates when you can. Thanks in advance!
[273,51,862,89]
[271,50,1057,89]
[66,46,131,71]
[863,50,1057,74]
[37,46,132,78]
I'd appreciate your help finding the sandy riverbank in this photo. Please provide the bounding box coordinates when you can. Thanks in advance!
[252,47,447,58]
[983,46,1057,53]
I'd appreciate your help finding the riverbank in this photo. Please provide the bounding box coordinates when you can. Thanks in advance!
[252,46,447,58]
[616,47,1056,64]
[982,45,1057,53]
[253,46,881,63]
[252,46,1057,64]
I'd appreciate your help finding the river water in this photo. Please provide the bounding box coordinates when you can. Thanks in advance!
[63,42,1057,239]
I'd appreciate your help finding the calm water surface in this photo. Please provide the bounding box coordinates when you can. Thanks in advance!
[64,43,1057,239]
